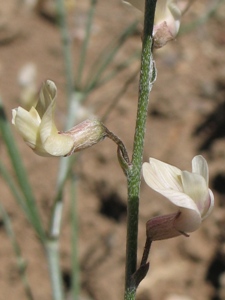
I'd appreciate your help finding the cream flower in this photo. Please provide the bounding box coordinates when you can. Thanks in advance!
[12,80,106,157]
[123,0,193,48]
[142,155,214,239]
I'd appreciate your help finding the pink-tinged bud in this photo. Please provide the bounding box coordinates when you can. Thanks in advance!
[146,212,183,241]
[123,0,195,48]
[60,119,107,156]
[153,22,175,49]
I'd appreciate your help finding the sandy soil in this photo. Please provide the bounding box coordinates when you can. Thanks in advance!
[1,0,225,300]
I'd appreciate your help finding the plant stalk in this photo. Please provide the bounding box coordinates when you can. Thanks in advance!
[55,0,74,101]
[70,175,80,300]
[76,0,97,88]
[124,0,157,299]
[45,240,65,300]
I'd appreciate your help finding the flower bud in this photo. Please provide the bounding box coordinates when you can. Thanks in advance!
[153,21,176,49]
[123,0,195,48]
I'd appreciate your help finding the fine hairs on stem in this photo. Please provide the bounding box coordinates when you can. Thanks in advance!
[124,1,157,299]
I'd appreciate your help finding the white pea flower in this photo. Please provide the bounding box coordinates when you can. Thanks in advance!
[142,155,214,240]
[12,80,106,157]
[123,0,194,48]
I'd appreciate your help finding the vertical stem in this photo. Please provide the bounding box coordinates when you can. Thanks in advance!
[46,156,76,300]
[45,240,65,300]
[124,1,157,299]
[55,0,74,101]
[70,176,80,300]
[46,157,77,300]
[76,0,97,88]
[47,191,66,300]
[45,2,77,299]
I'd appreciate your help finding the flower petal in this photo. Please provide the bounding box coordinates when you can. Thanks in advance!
[28,107,42,123]
[143,158,183,191]
[201,189,214,220]
[12,107,40,149]
[39,97,57,142]
[143,159,199,212]
[174,208,201,233]
[181,170,209,215]
[155,0,181,32]
[42,134,74,156]
[192,155,209,184]
[35,80,57,118]
[39,98,74,156]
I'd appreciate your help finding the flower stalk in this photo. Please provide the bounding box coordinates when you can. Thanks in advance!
[124,1,157,299]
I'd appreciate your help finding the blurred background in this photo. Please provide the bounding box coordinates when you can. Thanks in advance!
[0,0,225,299]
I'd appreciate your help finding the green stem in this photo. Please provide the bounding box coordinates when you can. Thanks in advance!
[55,0,74,102]
[46,156,75,299]
[45,2,80,298]
[124,0,157,299]
[76,0,97,88]
[45,240,65,300]
[46,183,67,300]
[70,175,80,300]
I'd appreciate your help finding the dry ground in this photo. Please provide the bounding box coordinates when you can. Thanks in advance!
[1,1,225,300]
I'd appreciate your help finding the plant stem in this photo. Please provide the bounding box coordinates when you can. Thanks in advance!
[45,240,65,300]
[76,0,97,88]
[46,191,66,300]
[124,1,157,299]
[70,175,80,300]
[46,1,79,298]
[46,156,78,300]
[55,0,74,102]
